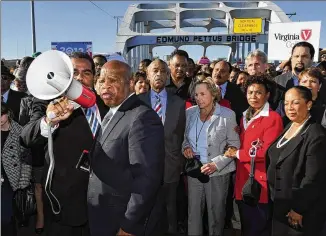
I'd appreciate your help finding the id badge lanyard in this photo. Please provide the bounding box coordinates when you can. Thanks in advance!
[195,106,214,152]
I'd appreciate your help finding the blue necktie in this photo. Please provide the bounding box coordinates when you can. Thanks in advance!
[85,105,100,137]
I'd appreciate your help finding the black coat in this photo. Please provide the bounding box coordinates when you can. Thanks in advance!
[274,72,294,90]
[138,91,186,183]
[269,81,286,111]
[20,95,108,226]
[6,89,27,122]
[19,95,45,167]
[87,94,165,236]
[266,118,326,236]
[165,77,192,101]
[224,82,248,124]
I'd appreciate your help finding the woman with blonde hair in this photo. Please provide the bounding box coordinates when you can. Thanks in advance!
[182,78,240,236]
[187,74,231,109]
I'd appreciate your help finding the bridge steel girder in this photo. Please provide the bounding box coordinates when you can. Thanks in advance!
[116,1,291,70]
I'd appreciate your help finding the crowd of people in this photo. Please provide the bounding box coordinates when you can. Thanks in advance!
[1,41,326,236]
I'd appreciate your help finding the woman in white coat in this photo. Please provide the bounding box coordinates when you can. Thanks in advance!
[182,78,240,236]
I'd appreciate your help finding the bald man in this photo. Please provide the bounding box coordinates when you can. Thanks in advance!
[87,60,165,236]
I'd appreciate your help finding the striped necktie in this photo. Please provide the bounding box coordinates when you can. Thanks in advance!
[154,95,163,121]
[217,85,224,99]
[85,105,100,137]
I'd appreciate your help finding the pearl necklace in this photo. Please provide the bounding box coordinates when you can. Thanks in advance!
[276,116,310,149]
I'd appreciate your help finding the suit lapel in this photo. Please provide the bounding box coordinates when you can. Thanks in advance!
[96,94,109,119]
[224,83,230,100]
[243,116,264,134]
[286,77,295,89]
[164,93,176,129]
[101,110,125,143]
[3,122,19,155]
[276,133,303,165]
[208,104,222,129]
[276,120,312,165]
[144,92,151,107]
[6,90,15,108]
[100,94,138,143]
[3,131,13,154]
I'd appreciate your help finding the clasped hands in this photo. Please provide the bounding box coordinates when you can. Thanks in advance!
[183,147,217,175]
[286,209,303,229]
[224,146,238,158]
[116,228,133,236]
[183,145,238,175]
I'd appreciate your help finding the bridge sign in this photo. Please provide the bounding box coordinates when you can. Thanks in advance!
[233,18,263,34]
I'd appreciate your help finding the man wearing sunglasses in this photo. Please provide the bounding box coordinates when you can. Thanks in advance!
[1,64,27,121]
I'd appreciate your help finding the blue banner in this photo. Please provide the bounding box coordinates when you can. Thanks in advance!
[51,42,92,56]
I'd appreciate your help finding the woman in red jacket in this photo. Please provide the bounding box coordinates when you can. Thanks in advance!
[225,75,283,236]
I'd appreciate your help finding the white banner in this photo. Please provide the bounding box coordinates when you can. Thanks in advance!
[268,21,321,61]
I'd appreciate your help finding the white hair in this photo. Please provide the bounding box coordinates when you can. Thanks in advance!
[245,49,268,65]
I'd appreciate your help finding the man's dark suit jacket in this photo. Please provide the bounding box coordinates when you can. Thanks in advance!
[6,89,27,122]
[138,90,186,183]
[19,95,108,226]
[87,94,165,236]
[266,119,326,235]
[274,71,293,90]
[224,82,248,124]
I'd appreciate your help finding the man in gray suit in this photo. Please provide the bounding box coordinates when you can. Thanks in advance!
[274,41,315,90]
[87,60,165,236]
[138,59,186,235]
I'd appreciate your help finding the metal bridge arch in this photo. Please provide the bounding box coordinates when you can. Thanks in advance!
[115,1,291,69]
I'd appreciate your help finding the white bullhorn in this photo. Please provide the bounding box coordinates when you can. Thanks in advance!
[26,50,96,109]
[26,50,97,215]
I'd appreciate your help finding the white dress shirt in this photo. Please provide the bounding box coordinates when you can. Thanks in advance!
[188,116,210,164]
[150,88,167,124]
[101,93,135,133]
[242,102,270,130]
